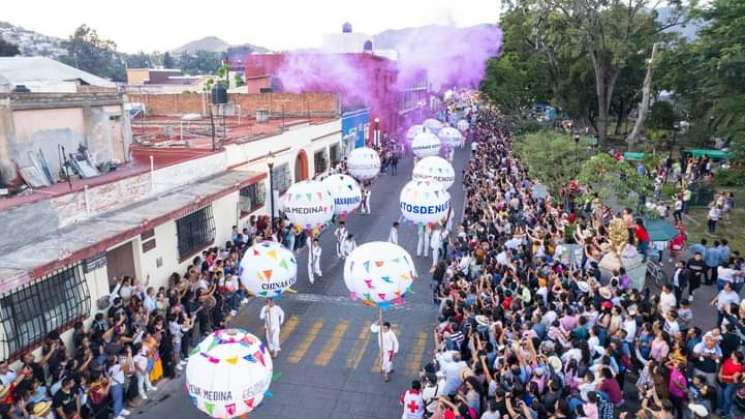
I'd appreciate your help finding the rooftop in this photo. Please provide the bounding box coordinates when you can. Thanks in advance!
[0,57,116,92]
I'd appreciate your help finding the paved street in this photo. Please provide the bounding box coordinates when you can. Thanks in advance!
[134,148,469,419]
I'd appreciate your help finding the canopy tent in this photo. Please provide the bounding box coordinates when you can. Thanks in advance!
[683,149,731,161]
[623,152,645,161]
[643,218,678,242]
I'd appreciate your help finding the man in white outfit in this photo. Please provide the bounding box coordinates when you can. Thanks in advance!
[416,224,425,256]
[388,222,399,245]
[334,221,347,258]
[430,225,442,272]
[370,321,399,382]
[310,238,322,277]
[341,233,357,258]
[259,298,285,358]
[422,225,432,257]
[364,187,372,215]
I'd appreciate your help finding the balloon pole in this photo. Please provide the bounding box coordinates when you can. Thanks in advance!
[378,308,384,373]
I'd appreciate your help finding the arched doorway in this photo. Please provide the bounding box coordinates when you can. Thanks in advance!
[294,150,309,182]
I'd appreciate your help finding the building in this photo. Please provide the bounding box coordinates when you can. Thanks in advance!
[0,57,132,196]
[341,107,369,155]
[0,86,342,361]
[125,68,208,94]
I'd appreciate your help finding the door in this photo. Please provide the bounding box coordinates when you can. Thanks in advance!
[294,150,309,181]
[106,241,136,291]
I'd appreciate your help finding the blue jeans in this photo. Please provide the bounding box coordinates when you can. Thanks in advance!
[111,383,124,416]
[721,382,736,416]
[638,240,649,262]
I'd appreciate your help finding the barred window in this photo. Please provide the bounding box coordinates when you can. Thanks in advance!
[314,149,328,174]
[0,264,91,359]
[329,144,341,166]
[176,206,216,261]
[272,163,292,195]
[239,182,266,217]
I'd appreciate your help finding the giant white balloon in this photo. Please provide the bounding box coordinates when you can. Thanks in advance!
[412,156,455,189]
[457,119,469,132]
[343,241,417,309]
[239,241,297,298]
[423,118,444,133]
[406,124,427,140]
[280,180,335,230]
[438,127,464,147]
[186,329,272,418]
[322,174,362,215]
[399,179,451,226]
[347,147,381,180]
[411,131,441,158]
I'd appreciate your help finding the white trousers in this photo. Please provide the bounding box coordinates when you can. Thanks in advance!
[266,326,281,352]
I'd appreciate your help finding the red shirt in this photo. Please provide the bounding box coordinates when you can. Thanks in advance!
[636,225,650,242]
[721,358,744,383]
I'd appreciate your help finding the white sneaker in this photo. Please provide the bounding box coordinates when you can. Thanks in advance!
[177,364,183,371]
[141,395,148,400]
[230,310,237,317]
[241,298,249,305]
[121,409,131,416]
[180,360,187,365]
[149,386,158,392]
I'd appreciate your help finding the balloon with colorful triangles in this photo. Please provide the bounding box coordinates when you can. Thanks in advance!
[412,156,455,190]
[411,131,441,158]
[347,147,381,180]
[343,241,418,310]
[186,329,272,418]
[280,180,335,231]
[399,179,451,226]
[322,174,362,216]
[239,241,297,299]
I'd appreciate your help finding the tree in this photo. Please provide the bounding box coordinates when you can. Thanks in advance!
[578,153,653,210]
[503,0,683,145]
[60,25,126,81]
[177,51,221,75]
[626,43,661,148]
[0,38,20,57]
[162,52,175,68]
[126,51,152,68]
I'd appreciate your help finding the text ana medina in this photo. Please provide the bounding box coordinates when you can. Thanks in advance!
[285,206,328,214]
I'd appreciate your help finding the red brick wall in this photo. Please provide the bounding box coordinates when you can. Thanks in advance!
[127,92,338,117]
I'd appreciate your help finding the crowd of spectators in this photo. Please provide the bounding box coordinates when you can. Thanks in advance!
[406,109,745,419]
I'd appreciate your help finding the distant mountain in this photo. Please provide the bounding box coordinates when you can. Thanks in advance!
[171,36,269,55]
[0,21,66,58]
[372,23,499,50]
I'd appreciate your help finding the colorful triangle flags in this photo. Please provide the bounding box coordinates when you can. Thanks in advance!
[350,291,359,301]
[381,276,392,284]
[253,249,260,256]
[225,356,239,365]
[244,398,255,409]
[392,257,401,263]
[207,339,220,351]
[204,402,215,416]
[364,279,374,289]
[259,291,268,297]
[190,346,200,357]
[375,260,384,268]
[262,270,273,281]
[243,354,256,363]
[305,193,312,201]
[259,343,267,354]
[347,184,353,190]
[226,403,237,416]
[377,293,387,300]
[363,261,371,273]
[254,350,266,366]
[279,259,289,270]
[317,192,323,200]
[379,301,392,311]
[188,395,198,407]
[267,249,278,261]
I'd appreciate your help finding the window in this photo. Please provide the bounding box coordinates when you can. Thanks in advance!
[176,206,216,260]
[0,265,91,359]
[239,182,266,217]
[330,144,341,166]
[271,163,292,195]
[314,149,328,175]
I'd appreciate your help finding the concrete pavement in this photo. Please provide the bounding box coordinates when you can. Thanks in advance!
[133,148,469,419]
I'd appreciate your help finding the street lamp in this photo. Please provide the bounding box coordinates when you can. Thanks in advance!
[574,134,580,175]
[267,151,275,235]
[373,117,380,148]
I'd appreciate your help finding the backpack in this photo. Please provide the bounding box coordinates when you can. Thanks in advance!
[89,382,108,405]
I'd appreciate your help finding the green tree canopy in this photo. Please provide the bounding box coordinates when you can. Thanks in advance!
[0,38,20,57]
[60,25,126,81]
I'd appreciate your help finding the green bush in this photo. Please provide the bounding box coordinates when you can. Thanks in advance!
[716,169,745,187]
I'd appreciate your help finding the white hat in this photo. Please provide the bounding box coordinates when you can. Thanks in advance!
[688,403,708,417]
[548,355,562,373]
[576,281,590,293]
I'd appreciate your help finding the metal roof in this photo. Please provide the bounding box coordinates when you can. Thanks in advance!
[0,57,116,91]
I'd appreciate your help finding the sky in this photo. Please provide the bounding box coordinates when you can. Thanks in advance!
[4,0,501,53]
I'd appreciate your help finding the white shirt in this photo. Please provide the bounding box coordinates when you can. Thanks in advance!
[370,324,399,353]
[716,289,740,311]
[389,227,399,245]
[134,352,148,374]
[709,207,721,221]
[260,305,285,330]
[342,239,357,257]
[430,231,442,249]
[659,291,677,315]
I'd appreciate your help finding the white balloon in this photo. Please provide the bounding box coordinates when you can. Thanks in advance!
[411,131,441,158]
[347,147,381,180]
[399,179,451,226]
[280,180,335,230]
[322,174,362,215]
[343,241,417,308]
[457,119,469,132]
[438,127,464,147]
[186,329,272,418]
[423,118,444,133]
[239,241,297,298]
[406,124,427,140]
[412,156,455,189]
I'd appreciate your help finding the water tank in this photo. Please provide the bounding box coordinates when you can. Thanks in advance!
[211,84,228,104]
[363,40,373,52]
[342,22,353,33]
[12,85,31,93]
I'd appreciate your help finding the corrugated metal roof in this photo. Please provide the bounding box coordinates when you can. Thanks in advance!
[0,57,116,91]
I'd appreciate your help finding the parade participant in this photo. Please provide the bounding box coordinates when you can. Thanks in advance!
[341,233,357,258]
[430,224,442,272]
[400,380,424,419]
[389,221,400,245]
[310,238,322,279]
[259,298,285,358]
[335,221,347,258]
[363,186,372,215]
[371,321,399,382]
[416,224,426,257]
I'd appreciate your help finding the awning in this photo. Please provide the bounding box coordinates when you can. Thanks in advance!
[623,152,645,161]
[683,149,731,160]
[644,218,678,242]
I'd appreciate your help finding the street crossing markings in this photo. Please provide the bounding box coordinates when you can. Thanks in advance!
[345,321,372,370]
[370,324,402,372]
[406,332,429,376]
[279,315,300,345]
[287,320,324,364]
[314,320,350,366]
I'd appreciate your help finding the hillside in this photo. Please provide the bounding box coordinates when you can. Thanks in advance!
[0,21,66,58]
[171,36,269,55]
[373,23,499,50]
